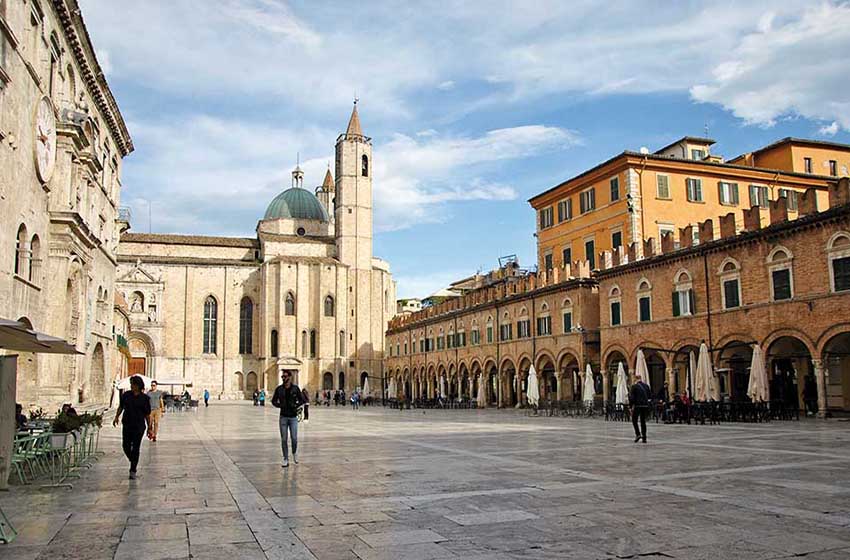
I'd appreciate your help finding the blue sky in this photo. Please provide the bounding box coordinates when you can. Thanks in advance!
[79,0,850,298]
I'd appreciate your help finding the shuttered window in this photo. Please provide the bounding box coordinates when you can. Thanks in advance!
[672,289,695,317]
[638,296,651,322]
[833,257,850,292]
[723,279,740,309]
[610,302,621,326]
[718,182,739,205]
[772,269,792,301]
[686,178,703,202]
[656,175,670,198]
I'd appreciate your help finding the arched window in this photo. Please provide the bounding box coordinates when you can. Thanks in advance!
[310,329,317,358]
[608,286,621,326]
[29,234,41,284]
[767,246,794,301]
[338,371,345,390]
[66,64,76,104]
[828,232,850,293]
[637,278,652,322]
[285,292,295,315]
[14,224,28,276]
[203,296,218,354]
[239,297,253,354]
[672,269,695,317]
[718,258,742,309]
[361,154,369,177]
[517,307,531,338]
[486,316,494,344]
[339,330,346,356]
[270,329,279,358]
[324,295,335,317]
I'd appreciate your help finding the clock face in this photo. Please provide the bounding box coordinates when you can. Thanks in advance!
[34,96,57,183]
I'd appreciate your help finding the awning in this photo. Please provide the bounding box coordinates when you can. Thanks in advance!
[0,318,82,355]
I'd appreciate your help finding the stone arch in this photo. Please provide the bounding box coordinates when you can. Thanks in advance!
[558,350,581,401]
[821,329,850,412]
[601,344,629,370]
[535,350,557,372]
[89,342,106,404]
[323,371,334,390]
[235,371,244,392]
[816,322,850,357]
[535,351,557,400]
[246,372,258,395]
[761,328,817,360]
[500,357,517,407]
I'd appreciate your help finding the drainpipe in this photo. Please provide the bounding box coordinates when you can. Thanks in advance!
[495,299,501,408]
[702,253,714,352]
[182,266,188,381]
[221,266,227,399]
[634,156,649,252]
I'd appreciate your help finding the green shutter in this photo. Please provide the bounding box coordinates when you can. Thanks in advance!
[672,291,680,317]
[689,289,696,314]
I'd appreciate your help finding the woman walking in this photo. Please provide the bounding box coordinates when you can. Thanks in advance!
[113,375,152,479]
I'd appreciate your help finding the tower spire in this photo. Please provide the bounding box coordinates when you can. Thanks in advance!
[346,99,363,137]
[291,153,304,189]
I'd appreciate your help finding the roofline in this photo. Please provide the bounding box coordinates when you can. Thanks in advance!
[653,136,716,155]
[732,136,850,162]
[528,150,836,205]
[120,232,258,248]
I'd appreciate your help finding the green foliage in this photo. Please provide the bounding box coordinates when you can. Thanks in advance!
[79,412,104,427]
[51,411,83,434]
[28,407,45,421]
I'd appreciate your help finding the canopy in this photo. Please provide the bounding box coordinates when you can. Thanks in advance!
[477,374,486,407]
[362,376,371,397]
[747,344,769,403]
[615,362,629,405]
[526,365,540,407]
[0,318,81,354]
[583,364,595,404]
[115,374,155,391]
[694,342,720,401]
[635,349,650,389]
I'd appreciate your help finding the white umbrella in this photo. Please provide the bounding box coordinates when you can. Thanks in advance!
[635,349,650,390]
[115,374,154,391]
[615,362,629,405]
[440,375,446,399]
[583,364,595,404]
[477,374,486,407]
[388,377,396,399]
[694,342,719,401]
[526,366,540,407]
[688,350,697,399]
[362,376,371,397]
[747,344,769,403]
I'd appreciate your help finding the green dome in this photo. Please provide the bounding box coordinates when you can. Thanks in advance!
[264,187,329,222]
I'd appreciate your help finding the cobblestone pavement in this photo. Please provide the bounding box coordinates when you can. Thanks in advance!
[2,403,850,559]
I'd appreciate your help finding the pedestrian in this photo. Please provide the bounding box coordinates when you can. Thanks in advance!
[340,389,346,406]
[15,403,27,431]
[253,389,259,406]
[301,386,310,423]
[259,388,266,406]
[630,374,651,443]
[147,380,165,442]
[271,371,306,468]
[112,375,152,479]
[203,388,210,407]
[803,374,818,416]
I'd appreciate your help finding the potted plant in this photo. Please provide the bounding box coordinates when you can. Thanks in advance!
[50,412,82,448]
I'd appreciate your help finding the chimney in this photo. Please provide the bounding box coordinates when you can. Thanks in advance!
[643,237,656,258]
[680,225,694,249]
[660,231,675,253]
[829,177,850,208]
[699,219,716,242]
[799,188,819,216]
[743,206,764,232]
[769,198,788,225]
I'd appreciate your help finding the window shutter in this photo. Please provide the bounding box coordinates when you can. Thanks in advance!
[732,184,739,205]
[835,257,850,291]
[689,289,696,314]
[718,182,724,204]
[590,188,595,209]
[672,291,680,317]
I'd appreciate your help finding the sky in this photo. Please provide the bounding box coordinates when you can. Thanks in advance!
[78,0,850,299]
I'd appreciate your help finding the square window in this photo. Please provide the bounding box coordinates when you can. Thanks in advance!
[580,188,596,213]
[562,311,572,333]
[723,279,740,309]
[749,185,769,208]
[562,247,572,266]
[543,253,553,271]
[638,297,651,322]
[656,175,670,199]
[686,178,703,202]
[610,302,621,326]
[804,157,813,173]
[611,231,622,249]
[718,182,739,205]
[833,256,850,292]
[691,148,705,161]
[772,268,792,301]
[609,176,620,201]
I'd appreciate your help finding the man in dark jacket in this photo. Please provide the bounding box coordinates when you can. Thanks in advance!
[272,370,306,467]
[113,375,152,479]
[630,374,652,443]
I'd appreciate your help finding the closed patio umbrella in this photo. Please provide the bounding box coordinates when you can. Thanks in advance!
[440,375,446,399]
[747,344,769,403]
[694,342,719,401]
[362,376,371,397]
[583,364,595,404]
[635,349,650,390]
[615,362,629,405]
[527,365,540,407]
[477,374,486,407]
[388,377,396,399]
[688,350,697,400]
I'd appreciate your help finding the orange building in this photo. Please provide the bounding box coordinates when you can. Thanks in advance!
[729,137,850,177]
[529,136,841,273]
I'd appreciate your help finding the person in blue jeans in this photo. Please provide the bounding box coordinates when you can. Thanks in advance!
[271,371,306,467]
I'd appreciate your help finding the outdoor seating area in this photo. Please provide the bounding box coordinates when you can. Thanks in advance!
[11,410,106,489]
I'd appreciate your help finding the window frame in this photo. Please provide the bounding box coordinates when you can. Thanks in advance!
[686,178,703,203]
[767,246,794,302]
[579,187,596,214]
[778,188,798,211]
[656,174,670,199]
[238,297,253,355]
[672,270,695,317]
[584,237,595,270]
[749,184,769,208]
[827,232,850,293]
[719,258,743,310]
[636,279,652,322]
[557,199,572,222]
[203,296,218,354]
[609,175,620,202]
[608,287,621,327]
[539,206,554,229]
[804,157,813,173]
[718,181,739,206]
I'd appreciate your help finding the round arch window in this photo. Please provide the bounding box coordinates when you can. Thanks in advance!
[296,227,306,236]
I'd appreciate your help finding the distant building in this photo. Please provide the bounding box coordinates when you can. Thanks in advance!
[396,298,422,316]
[422,288,461,308]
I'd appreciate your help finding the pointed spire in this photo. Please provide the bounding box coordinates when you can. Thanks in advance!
[346,99,363,137]
[322,168,334,190]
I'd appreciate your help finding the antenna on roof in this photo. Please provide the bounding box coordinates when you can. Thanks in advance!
[704,122,709,137]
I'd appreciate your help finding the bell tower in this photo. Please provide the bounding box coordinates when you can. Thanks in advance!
[334,100,372,270]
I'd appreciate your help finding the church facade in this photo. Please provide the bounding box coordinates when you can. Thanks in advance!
[116,107,395,399]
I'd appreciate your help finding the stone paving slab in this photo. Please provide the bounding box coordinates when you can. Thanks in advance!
[3,404,850,559]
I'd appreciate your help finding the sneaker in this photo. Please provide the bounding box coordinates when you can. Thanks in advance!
[129,471,136,480]
[282,459,289,468]
[293,454,298,464]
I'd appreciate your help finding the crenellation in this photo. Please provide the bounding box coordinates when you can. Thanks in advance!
[719,213,736,238]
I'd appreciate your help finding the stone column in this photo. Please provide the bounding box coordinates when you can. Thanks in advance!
[0,355,18,490]
[602,372,610,403]
[812,359,827,419]
[666,368,676,395]
[497,374,503,408]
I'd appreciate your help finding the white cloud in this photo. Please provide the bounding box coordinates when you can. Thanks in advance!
[437,80,455,91]
[820,121,840,137]
[691,3,850,132]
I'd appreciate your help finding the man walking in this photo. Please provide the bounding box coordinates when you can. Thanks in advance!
[301,386,310,423]
[630,374,651,443]
[147,380,165,441]
[272,371,306,467]
[203,388,210,407]
[113,375,151,479]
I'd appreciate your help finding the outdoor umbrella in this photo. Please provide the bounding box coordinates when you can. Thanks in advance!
[694,342,719,401]
[747,344,769,402]
[526,365,540,407]
[115,374,155,391]
[388,377,396,399]
[362,376,371,398]
[615,362,629,405]
[635,349,650,390]
[0,318,82,354]
[688,350,697,400]
[477,374,486,407]
[440,375,446,399]
[583,364,595,404]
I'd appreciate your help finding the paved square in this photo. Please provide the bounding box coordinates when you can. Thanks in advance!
[2,403,850,559]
